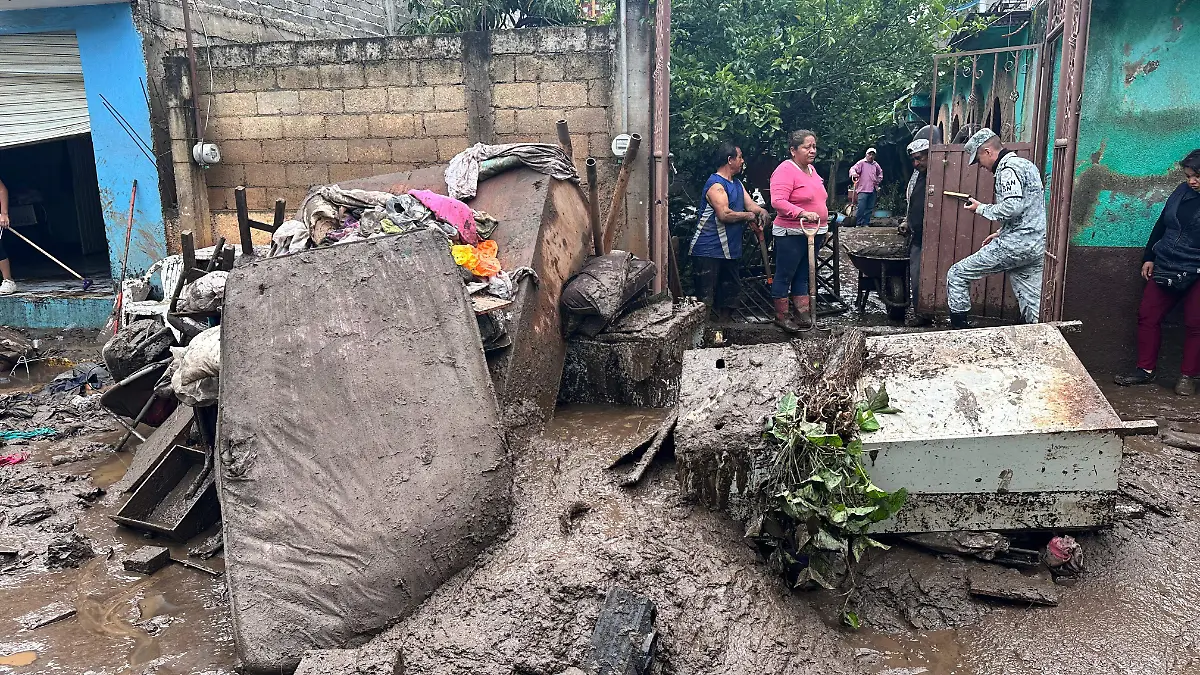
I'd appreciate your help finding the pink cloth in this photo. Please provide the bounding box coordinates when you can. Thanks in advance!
[409,189,479,244]
[850,159,883,193]
[770,160,829,234]
[0,451,28,466]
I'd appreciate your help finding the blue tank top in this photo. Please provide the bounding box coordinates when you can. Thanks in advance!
[689,174,746,260]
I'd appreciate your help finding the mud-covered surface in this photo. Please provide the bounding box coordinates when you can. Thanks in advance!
[1,361,234,675]
[368,405,865,674]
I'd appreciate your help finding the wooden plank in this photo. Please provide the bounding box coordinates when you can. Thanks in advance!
[919,149,947,314]
[966,160,989,315]
[936,150,964,311]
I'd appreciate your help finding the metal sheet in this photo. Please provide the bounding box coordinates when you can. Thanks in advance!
[860,323,1125,441]
[0,32,90,148]
[872,491,1115,533]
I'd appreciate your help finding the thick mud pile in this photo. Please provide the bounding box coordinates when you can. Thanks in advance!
[368,406,866,675]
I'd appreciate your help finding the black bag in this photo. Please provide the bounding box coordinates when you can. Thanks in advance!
[1152,267,1199,293]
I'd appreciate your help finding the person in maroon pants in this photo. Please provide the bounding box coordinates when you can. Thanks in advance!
[1115,149,1200,395]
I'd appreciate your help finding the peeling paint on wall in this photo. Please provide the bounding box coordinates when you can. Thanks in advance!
[1070,0,1200,248]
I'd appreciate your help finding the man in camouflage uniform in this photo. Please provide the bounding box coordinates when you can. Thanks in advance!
[946,128,1047,327]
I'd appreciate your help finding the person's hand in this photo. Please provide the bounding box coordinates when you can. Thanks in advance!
[0,213,9,229]
[800,211,821,223]
[1142,261,1155,281]
[749,214,763,236]
[964,198,982,212]
[982,232,999,246]
[897,218,909,235]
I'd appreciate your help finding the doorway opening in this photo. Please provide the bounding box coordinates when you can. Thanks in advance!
[0,134,111,294]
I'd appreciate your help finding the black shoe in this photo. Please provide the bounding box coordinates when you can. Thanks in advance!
[949,313,973,329]
[1113,369,1155,386]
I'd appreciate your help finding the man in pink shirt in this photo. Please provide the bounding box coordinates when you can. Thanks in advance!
[849,148,883,227]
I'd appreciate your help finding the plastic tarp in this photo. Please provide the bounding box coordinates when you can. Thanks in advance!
[215,230,512,672]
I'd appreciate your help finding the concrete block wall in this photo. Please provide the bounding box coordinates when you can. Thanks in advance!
[164,27,636,248]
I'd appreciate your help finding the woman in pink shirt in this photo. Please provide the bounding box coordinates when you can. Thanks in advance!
[769,129,829,331]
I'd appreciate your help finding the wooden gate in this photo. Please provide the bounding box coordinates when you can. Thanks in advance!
[918,143,1035,320]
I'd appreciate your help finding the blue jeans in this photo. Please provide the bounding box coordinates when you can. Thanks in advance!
[855,191,877,226]
[771,233,825,299]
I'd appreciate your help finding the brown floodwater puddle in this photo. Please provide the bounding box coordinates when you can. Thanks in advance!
[0,651,37,667]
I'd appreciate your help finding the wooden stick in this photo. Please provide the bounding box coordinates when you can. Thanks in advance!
[4,227,85,282]
[601,133,641,255]
[586,158,602,255]
[272,198,286,231]
[234,186,252,256]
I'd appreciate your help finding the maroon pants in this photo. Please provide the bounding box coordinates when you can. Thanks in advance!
[1137,279,1200,376]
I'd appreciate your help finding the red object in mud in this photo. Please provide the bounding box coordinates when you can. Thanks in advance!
[1045,535,1085,575]
[0,451,29,466]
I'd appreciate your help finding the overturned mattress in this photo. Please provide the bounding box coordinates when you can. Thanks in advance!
[216,231,512,672]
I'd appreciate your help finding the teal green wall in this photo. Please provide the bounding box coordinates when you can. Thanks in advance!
[1070,0,1200,247]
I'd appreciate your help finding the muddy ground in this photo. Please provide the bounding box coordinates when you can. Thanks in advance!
[4,325,1200,674]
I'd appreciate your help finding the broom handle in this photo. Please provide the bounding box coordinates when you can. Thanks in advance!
[4,227,85,281]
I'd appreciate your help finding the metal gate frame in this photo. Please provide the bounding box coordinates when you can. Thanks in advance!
[1039,0,1094,322]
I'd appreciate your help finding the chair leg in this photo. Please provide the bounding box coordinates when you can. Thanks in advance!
[113,395,158,452]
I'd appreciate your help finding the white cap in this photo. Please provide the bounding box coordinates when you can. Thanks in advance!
[866,147,878,155]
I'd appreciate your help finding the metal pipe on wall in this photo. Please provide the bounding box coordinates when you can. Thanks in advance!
[650,0,671,294]
[586,158,603,255]
[179,0,206,145]
[619,0,629,131]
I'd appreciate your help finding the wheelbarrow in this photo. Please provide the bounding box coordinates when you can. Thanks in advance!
[844,248,910,322]
[99,358,178,451]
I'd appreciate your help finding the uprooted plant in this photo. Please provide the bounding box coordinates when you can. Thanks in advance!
[748,383,907,628]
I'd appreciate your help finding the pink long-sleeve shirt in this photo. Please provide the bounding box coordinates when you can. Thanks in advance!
[850,158,883,193]
[770,160,829,235]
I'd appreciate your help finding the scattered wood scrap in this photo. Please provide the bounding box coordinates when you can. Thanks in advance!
[587,587,658,675]
[616,413,678,488]
[967,567,1060,607]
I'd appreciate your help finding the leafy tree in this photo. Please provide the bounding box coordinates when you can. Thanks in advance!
[401,0,587,33]
[671,0,965,181]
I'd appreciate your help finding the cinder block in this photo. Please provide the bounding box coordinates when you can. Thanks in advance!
[241,186,268,210]
[210,92,257,117]
[203,163,245,188]
[433,86,466,111]
[437,137,468,162]
[208,68,238,94]
[242,116,284,140]
[564,106,610,134]
[539,26,589,53]
[364,61,412,87]
[296,41,340,65]
[589,132,612,157]
[215,140,262,165]
[420,112,468,138]
[492,82,538,109]
[426,35,464,59]
[343,88,389,114]
[253,42,297,67]
[587,79,613,107]
[539,81,588,108]
[206,116,242,141]
[235,68,277,92]
[319,63,366,89]
[334,40,364,62]
[359,38,386,62]
[328,163,368,183]
[587,26,616,52]
[367,113,417,138]
[260,139,305,163]
[417,60,463,85]
[123,546,171,575]
[207,186,229,211]
[207,45,254,70]
[393,138,439,163]
[325,115,369,138]
[281,115,327,139]
[489,55,516,83]
[539,54,568,81]
[299,89,344,114]
[286,163,330,187]
[513,54,541,82]
[515,107,565,135]
[388,86,435,112]
[257,90,301,115]
[303,139,349,163]
[244,163,288,187]
[565,53,610,80]
[277,65,322,90]
[493,109,517,135]
[347,139,392,164]
[490,30,538,55]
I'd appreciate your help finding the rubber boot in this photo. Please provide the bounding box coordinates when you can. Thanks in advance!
[949,312,973,329]
[774,298,801,333]
[791,295,813,329]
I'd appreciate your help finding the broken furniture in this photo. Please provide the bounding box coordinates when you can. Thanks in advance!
[110,445,218,540]
[216,230,512,672]
[234,187,286,256]
[675,324,1155,533]
[341,166,594,423]
[559,299,706,408]
[99,358,175,451]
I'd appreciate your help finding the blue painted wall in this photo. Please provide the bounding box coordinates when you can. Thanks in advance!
[0,2,165,328]
[0,2,165,280]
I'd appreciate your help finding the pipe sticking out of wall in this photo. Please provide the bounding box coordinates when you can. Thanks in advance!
[619,0,629,132]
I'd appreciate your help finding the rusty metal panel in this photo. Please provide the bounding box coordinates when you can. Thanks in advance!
[918,143,1034,318]
[876,492,1115,533]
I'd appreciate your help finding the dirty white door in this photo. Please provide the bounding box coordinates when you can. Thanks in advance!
[0,32,90,148]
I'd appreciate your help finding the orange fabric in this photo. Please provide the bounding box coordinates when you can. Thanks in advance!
[452,240,502,277]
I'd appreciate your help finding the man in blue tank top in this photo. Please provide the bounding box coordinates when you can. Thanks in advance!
[688,141,767,320]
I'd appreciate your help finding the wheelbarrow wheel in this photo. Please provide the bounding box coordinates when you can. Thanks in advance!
[884,275,908,322]
[886,303,907,322]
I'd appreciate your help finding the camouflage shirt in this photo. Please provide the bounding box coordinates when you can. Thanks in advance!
[978,151,1047,258]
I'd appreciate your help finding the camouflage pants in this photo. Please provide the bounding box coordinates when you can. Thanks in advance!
[946,241,1043,323]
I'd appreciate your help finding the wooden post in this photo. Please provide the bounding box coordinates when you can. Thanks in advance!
[171,230,195,313]
[601,133,641,255]
[272,198,286,230]
[234,186,252,256]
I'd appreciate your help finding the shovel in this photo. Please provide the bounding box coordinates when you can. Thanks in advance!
[798,220,830,334]
[755,213,773,284]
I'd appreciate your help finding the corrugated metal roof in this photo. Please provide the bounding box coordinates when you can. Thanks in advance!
[0,32,90,148]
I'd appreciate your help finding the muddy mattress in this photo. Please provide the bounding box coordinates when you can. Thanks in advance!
[216,231,512,672]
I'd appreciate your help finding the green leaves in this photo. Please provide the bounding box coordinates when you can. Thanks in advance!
[856,384,902,432]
